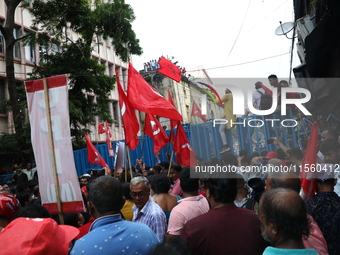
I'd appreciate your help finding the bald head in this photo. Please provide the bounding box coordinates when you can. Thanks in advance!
[260,188,309,243]
[265,172,300,193]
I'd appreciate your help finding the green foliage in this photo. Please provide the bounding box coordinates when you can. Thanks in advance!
[25,0,142,62]
[0,122,32,154]
[28,40,116,141]
[20,0,143,143]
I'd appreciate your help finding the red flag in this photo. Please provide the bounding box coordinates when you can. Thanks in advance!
[168,90,179,144]
[257,81,273,96]
[105,121,114,157]
[191,101,207,122]
[116,69,139,150]
[127,63,183,121]
[197,82,223,106]
[105,120,112,138]
[300,121,319,200]
[98,123,106,134]
[174,123,196,167]
[84,132,110,169]
[144,113,169,154]
[157,56,182,82]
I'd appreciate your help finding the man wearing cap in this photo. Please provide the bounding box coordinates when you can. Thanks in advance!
[71,176,159,255]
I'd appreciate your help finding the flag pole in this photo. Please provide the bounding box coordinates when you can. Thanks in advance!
[168,149,174,176]
[43,77,64,225]
[126,145,133,180]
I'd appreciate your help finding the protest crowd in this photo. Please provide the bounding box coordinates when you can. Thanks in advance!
[0,70,339,255]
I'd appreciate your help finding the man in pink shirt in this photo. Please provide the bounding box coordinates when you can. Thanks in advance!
[169,164,183,197]
[167,168,209,237]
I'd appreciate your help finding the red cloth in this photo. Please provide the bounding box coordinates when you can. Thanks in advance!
[191,101,206,122]
[98,124,106,134]
[144,113,169,154]
[157,56,182,82]
[181,207,268,255]
[127,63,183,121]
[76,217,95,240]
[300,121,319,200]
[116,68,139,150]
[174,123,196,167]
[84,132,109,169]
[167,90,179,144]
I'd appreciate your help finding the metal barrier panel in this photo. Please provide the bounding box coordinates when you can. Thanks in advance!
[237,109,298,155]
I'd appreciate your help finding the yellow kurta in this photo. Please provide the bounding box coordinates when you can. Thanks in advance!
[221,93,237,129]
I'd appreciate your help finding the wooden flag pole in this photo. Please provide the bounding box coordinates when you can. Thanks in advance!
[168,149,174,176]
[126,145,133,180]
[43,78,64,225]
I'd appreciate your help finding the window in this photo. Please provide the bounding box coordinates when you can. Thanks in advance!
[39,44,47,62]
[0,21,4,54]
[112,100,119,125]
[0,79,6,114]
[13,27,21,59]
[51,44,59,55]
[108,64,113,77]
[24,31,36,63]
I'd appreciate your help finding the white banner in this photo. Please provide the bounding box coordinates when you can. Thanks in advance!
[25,75,84,214]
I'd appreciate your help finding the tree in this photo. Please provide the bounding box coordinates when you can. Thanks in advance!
[0,0,25,135]
[1,0,142,146]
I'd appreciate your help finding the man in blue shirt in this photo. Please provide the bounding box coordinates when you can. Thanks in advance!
[71,176,159,255]
[130,176,166,241]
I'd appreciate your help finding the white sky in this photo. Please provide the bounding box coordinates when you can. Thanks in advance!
[125,0,300,81]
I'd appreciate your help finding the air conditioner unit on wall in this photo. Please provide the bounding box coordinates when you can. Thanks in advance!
[296,15,316,47]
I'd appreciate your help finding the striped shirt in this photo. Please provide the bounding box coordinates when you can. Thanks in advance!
[132,199,166,242]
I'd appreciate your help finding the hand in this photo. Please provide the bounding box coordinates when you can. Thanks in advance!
[271,137,281,145]
[103,167,112,176]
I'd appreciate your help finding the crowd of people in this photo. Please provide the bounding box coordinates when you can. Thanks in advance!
[0,74,339,254]
[1,128,340,255]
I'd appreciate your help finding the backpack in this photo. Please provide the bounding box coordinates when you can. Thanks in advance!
[257,90,272,110]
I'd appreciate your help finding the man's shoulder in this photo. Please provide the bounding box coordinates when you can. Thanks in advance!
[144,199,166,216]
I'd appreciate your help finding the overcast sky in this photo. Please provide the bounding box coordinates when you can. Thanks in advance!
[125,0,299,84]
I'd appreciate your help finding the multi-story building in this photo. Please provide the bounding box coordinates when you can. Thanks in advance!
[0,0,130,142]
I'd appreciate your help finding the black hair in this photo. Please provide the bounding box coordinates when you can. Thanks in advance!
[261,188,309,242]
[221,153,237,166]
[121,182,132,200]
[209,156,220,165]
[317,178,336,186]
[276,148,287,160]
[171,164,182,173]
[88,176,123,214]
[320,139,340,154]
[239,149,248,157]
[63,213,80,227]
[287,147,304,161]
[150,237,191,255]
[269,172,301,193]
[180,167,198,193]
[251,152,260,157]
[150,174,171,194]
[152,165,162,174]
[15,201,51,219]
[16,191,31,207]
[241,155,252,165]
[205,178,237,203]
[159,161,170,169]
[17,183,28,194]
[268,74,278,79]
[261,150,268,157]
